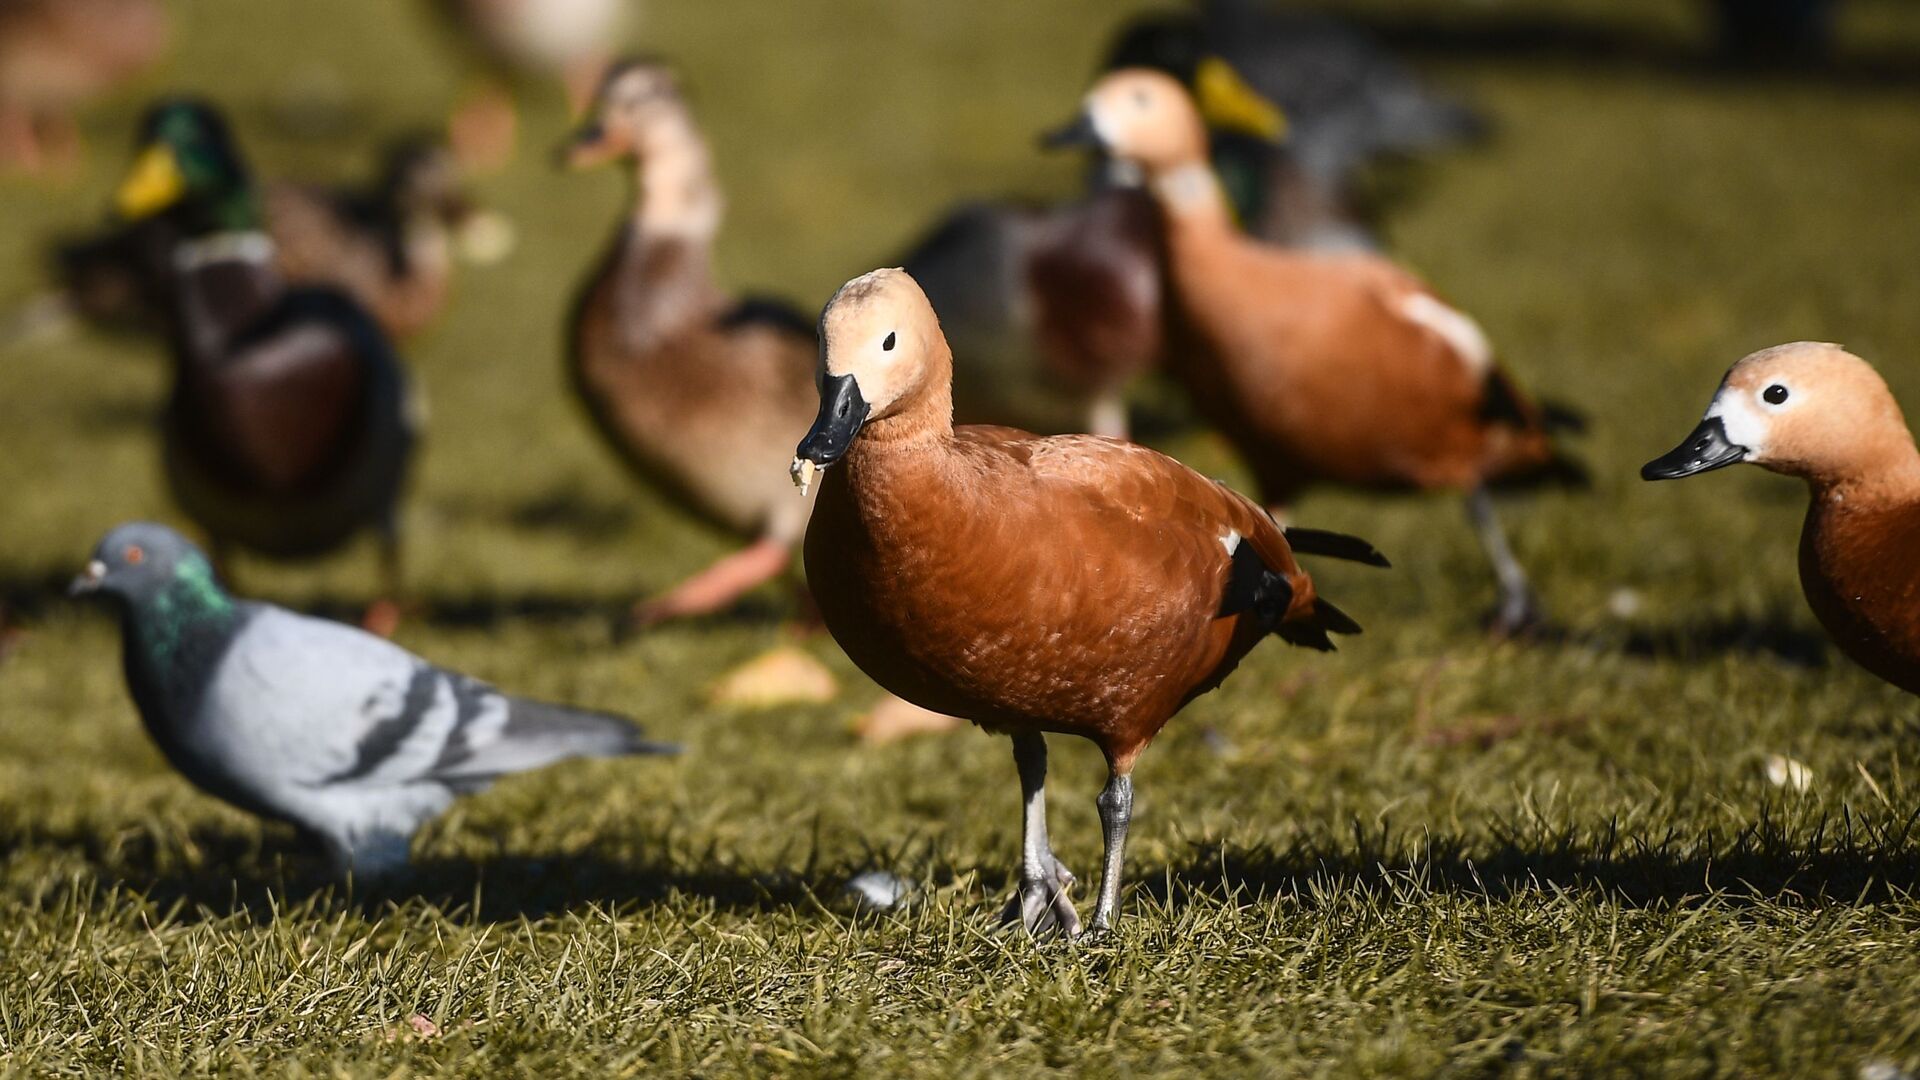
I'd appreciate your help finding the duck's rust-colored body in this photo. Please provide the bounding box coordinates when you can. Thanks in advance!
[810,425,1324,770]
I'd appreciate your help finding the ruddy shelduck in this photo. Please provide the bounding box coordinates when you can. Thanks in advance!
[1645,343,1920,697]
[1046,69,1580,634]
[790,267,1387,936]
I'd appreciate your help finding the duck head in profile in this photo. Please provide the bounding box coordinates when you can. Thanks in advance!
[1642,342,1918,486]
[115,99,257,234]
[789,268,949,494]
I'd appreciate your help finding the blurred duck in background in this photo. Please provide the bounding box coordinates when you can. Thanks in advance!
[1107,0,1486,249]
[1048,70,1581,636]
[899,187,1162,440]
[110,101,418,635]
[0,0,168,173]
[428,0,630,169]
[900,0,1485,441]
[47,135,478,344]
[561,59,821,630]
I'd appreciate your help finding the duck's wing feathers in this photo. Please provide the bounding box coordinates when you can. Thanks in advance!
[973,431,1366,647]
[199,606,670,801]
[191,288,400,491]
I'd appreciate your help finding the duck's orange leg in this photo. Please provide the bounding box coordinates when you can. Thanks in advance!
[631,536,791,629]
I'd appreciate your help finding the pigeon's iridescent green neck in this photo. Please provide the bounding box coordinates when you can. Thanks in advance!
[137,555,238,669]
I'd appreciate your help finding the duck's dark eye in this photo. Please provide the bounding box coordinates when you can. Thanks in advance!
[1763,384,1789,405]
[882,332,896,352]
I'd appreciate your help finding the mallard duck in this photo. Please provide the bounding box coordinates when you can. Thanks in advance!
[110,100,417,633]
[561,59,818,627]
[0,0,167,171]
[54,135,474,342]
[426,0,630,169]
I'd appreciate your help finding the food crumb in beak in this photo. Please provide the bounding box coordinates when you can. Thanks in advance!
[790,457,817,496]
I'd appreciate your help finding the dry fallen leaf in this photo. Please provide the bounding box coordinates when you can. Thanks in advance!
[708,646,839,709]
[853,695,965,745]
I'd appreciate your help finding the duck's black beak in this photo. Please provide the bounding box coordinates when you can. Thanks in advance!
[1039,112,1101,151]
[790,373,869,490]
[554,120,611,170]
[1641,416,1748,480]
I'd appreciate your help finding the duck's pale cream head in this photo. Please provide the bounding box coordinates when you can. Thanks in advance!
[790,269,948,490]
[1042,68,1210,174]
[1643,343,1918,485]
[559,59,692,171]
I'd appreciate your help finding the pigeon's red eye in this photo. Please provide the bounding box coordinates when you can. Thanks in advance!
[124,545,145,565]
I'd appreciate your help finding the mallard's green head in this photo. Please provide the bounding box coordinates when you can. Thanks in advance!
[115,100,260,234]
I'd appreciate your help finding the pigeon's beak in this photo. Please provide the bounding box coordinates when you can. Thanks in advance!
[68,560,106,597]
[790,372,870,495]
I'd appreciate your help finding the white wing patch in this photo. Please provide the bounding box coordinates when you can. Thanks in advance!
[1220,529,1241,555]
[1399,293,1493,375]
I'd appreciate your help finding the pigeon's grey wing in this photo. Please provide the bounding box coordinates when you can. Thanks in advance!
[201,606,664,809]
[195,606,475,794]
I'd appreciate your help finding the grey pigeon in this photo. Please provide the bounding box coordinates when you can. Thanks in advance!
[71,522,677,878]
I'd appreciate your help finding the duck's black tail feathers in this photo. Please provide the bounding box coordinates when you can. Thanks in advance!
[1540,399,1589,435]
[1282,526,1391,568]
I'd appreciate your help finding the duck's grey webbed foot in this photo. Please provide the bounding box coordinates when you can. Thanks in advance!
[999,731,1083,938]
[1001,856,1081,938]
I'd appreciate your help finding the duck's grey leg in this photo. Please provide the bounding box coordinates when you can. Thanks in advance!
[1088,770,1134,933]
[998,732,1081,938]
[1466,487,1541,636]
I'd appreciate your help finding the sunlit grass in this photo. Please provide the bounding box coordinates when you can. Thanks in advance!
[3,0,1920,1074]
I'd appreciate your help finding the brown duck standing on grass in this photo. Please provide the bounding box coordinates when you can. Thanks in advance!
[111,101,416,635]
[54,136,476,343]
[1046,69,1582,636]
[0,0,167,172]
[791,268,1387,936]
[562,59,820,628]
[1645,343,1920,697]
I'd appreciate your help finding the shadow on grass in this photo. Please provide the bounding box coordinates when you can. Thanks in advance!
[1140,808,1920,912]
[1535,612,1831,669]
[10,574,798,635]
[0,822,834,925]
[1317,5,1920,90]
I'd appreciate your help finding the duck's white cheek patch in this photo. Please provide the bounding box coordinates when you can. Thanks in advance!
[1220,530,1241,555]
[1708,392,1770,457]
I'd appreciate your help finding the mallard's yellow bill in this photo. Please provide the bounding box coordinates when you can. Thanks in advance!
[115,145,186,220]
[1195,56,1286,143]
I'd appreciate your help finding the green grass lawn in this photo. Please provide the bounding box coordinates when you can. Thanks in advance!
[6,0,1920,1074]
